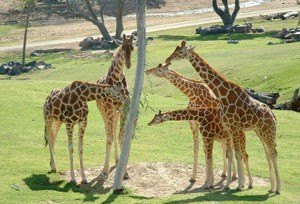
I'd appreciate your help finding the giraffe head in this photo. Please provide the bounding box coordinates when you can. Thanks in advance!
[107,84,128,103]
[147,110,168,126]
[144,62,171,77]
[122,34,134,69]
[165,41,195,63]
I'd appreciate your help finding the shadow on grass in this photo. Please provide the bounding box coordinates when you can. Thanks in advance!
[23,173,110,202]
[164,191,273,204]
[156,30,278,42]
[23,173,275,203]
[23,173,151,203]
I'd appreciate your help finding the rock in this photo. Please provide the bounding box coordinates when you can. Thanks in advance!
[278,28,289,39]
[79,37,94,50]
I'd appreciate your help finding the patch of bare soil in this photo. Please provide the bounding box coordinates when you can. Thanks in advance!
[63,163,269,198]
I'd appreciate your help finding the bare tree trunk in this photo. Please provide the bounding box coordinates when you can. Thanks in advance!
[66,0,113,41]
[115,0,125,40]
[212,0,240,26]
[22,5,32,69]
[113,0,146,193]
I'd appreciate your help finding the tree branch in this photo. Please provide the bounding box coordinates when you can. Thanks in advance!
[231,0,240,23]
[212,0,224,17]
[83,0,99,22]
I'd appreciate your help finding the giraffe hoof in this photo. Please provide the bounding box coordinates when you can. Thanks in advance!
[123,172,130,180]
[70,179,76,184]
[48,169,56,174]
[232,175,238,181]
[275,191,280,195]
[99,173,108,181]
[204,185,214,190]
[221,174,227,178]
[236,187,243,192]
[81,179,88,184]
[189,178,196,183]
[248,185,253,189]
[223,186,230,191]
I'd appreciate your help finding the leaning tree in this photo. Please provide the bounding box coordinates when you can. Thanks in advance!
[212,0,240,26]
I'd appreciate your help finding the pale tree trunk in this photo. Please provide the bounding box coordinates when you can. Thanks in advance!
[212,0,240,26]
[113,0,146,193]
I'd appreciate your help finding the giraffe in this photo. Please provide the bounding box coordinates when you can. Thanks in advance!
[165,41,280,194]
[145,62,237,182]
[148,108,234,189]
[43,80,127,184]
[96,34,134,179]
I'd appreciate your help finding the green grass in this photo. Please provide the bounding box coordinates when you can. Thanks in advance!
[0,17,300,203]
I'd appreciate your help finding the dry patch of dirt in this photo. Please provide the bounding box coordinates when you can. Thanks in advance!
[64,162,269,198]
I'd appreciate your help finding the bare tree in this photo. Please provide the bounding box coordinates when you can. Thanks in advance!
[65,0,113,41]
[22,0,36,69]
[113,0,146,193]
[115,0,126,40]
[212,0,240,26]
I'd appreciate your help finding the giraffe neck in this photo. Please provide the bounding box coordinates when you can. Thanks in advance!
[166,70,200,99]
[161,108,215,124]
[71,81,113,102]
[188,51,247,106]
[100,46,126,85]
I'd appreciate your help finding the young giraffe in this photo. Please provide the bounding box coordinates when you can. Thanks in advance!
[43,80,127,184]
[148,108,234,189]
[96,34,134,179]
[165,41,280,194]
[145,63,237,182]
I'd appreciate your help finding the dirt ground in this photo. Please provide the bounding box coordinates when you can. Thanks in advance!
[63,163,270,198]
[0,0,298,49]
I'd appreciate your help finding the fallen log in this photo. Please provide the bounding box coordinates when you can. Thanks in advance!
[245,88,280,108]
[274,88,300,112]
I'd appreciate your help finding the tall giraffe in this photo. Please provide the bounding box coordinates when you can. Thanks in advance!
[145,63,237,182]
[148,108,234,189]
[145,63,253,187]
[96,34,134,179]
[43,80,126,184]
[165,41,280,194]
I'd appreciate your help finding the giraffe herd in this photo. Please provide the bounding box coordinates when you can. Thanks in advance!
[43,35,280,194]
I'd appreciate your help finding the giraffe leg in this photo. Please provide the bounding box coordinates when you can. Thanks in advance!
[189,121,200,183]
[265,135,280,194]
[224,139,233,191]
[66,123,76,183]
[256,129,279,193]
[118,111,131,179]
[232,132,244,191]
[78,121,87,184]
[97,102,117,180]
[240,131,252,189]
[203,137,214,189]
[46,119,61,173]
[221,141,228,178]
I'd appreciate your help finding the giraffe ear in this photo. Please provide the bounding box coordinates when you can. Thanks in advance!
[187,45,195,51]
[181,41,186,47]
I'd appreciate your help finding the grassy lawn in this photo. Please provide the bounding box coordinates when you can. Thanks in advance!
[0,17,300,203]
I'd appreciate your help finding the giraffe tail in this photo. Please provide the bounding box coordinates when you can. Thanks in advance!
[44,125,48,147]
